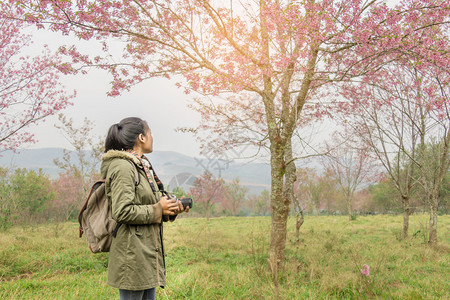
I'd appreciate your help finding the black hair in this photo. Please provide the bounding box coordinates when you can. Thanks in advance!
[105,117,149,152]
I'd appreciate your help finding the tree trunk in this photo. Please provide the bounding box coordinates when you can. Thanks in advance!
[347,195,352,221]
[268,138,297,278]
[269,170,289,271]
[269,196,289,270]
[402,196,410,238]
[268,141,293,275]
[428,197,438,245]
[295,209,305,244]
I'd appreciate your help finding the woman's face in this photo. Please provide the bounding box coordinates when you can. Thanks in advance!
[141,127,153,153]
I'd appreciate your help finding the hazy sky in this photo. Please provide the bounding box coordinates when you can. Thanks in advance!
[25,31,203,158]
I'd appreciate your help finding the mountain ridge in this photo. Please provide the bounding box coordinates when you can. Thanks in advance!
[0,148,271,195]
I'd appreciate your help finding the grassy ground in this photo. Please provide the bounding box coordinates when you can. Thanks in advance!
[0,215,449,299]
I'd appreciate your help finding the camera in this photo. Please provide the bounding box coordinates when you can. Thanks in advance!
[179,197,193,210]
[163,191,193,210]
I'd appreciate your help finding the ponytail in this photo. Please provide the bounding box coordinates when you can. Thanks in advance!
[105,117,149,152]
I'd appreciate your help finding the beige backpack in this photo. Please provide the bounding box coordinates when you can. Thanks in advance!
[78,161,139,253]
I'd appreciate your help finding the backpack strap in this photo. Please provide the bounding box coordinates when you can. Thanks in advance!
[129,159,140,187]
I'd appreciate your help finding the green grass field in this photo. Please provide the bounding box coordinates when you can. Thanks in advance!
[0,215,449,299]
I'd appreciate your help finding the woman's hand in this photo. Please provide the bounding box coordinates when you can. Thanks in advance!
[176,196,190,214]
[159,195,179,215]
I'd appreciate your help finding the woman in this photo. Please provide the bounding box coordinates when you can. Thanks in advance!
[101,117,188,300]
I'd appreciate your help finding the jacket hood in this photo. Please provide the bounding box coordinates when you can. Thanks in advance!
[100,150,141,178]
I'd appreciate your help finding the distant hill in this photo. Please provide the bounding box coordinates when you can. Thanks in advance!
[0,148,271,195]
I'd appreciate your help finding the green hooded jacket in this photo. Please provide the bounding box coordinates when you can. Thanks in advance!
[101,150,172,290]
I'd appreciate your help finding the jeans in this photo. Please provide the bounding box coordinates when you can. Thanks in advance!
[119,288,156,300]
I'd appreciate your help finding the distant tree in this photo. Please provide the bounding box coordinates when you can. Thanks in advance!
[368,176,402,214]
[0,4,73,151]
[352,188,372,214]
[341,57,449,240]
[416,139,449,244]
[294,167,341,215]
[50,168,84,222]
[8,168,55,224]
[0,167,12,229]
[50,115,104,220]
[188,171,227,220]
[294,168,322,214]
[222,178,248,216]
[53,114,104,194]
[248,189,270,217]
[323,134,380,221]
[319,168,340,214]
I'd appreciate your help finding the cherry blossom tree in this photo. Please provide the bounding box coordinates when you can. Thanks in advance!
[188,170,227,220]
[7,0,449,271]
[0,4,73,151]
[339,50,449,242]
[222,178,248,216]
[50,168,84,221]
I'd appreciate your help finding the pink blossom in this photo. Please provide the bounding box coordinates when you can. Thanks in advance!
[360,264,370,277]
[0,2,74,151]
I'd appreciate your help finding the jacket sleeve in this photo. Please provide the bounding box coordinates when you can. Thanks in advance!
[107,159,162,225]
